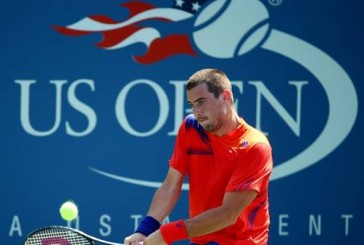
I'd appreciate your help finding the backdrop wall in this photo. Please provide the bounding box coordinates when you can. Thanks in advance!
[1,0,363,244]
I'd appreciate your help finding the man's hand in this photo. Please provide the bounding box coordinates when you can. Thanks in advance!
[124,232,146,245]
[143,230,167,245]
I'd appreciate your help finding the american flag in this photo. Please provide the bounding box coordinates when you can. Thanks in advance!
[54,0,209,64]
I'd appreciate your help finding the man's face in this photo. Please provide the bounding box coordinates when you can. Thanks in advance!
[187,83,226,133]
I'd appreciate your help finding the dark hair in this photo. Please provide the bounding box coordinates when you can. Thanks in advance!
[186,68,231,98]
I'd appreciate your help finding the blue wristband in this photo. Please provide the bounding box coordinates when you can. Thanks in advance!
[135,216,161,236]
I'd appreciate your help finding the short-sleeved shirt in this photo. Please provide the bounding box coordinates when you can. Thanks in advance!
[169,114,273,245]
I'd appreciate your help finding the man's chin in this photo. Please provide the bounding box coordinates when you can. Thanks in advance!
[200,122,213,132]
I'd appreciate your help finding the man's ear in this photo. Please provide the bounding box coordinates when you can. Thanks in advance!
[222,90,231,101]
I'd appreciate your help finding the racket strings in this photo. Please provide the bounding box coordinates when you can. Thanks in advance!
[25,227,93,245]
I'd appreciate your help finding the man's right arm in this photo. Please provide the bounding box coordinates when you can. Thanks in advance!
[147,167,184,222]
[124,167,184,244]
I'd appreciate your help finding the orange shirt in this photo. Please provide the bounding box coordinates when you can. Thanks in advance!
[169,114,273,245]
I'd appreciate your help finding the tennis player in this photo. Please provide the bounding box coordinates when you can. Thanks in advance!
[124,69,273,245]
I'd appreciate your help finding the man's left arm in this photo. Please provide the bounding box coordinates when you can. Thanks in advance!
[144,190,257,244]
[185,189,257,237]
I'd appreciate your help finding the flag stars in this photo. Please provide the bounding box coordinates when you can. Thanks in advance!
[175,0,185,8]
[191,2,201,12]
[174,0,205,13]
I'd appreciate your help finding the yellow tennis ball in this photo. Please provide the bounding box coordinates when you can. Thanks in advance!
[59,201,78,221]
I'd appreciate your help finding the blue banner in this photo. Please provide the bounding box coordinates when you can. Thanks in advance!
[1,0,363,244]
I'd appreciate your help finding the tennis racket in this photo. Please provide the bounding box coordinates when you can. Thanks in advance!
[24,225,142,245]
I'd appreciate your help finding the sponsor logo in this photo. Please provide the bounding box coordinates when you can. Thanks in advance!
[55,0,358,187]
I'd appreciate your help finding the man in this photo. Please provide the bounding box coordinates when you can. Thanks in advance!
[124,69,273,245]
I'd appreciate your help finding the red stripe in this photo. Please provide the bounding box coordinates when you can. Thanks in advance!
[134,34,197,64]
[52,26,91,36]
[122,1,156,18]
[89,15,119,24]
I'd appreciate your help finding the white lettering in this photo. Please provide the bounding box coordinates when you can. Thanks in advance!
[15,80,66,136]
[279,214,289,236]
[15,79,97,137]
[130,214,143,230]
[231,81,244,111]
[115,80,169,137]
[3,213,357,239]
[168,81,187,136]
[14,79,309,138]
[65,79,97,136]
[67,216,80,229]
[99,214,112,236]
[341,214,353,236]
[9,215,22,237]
[309,214,321,236]
[249,81,308,136]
